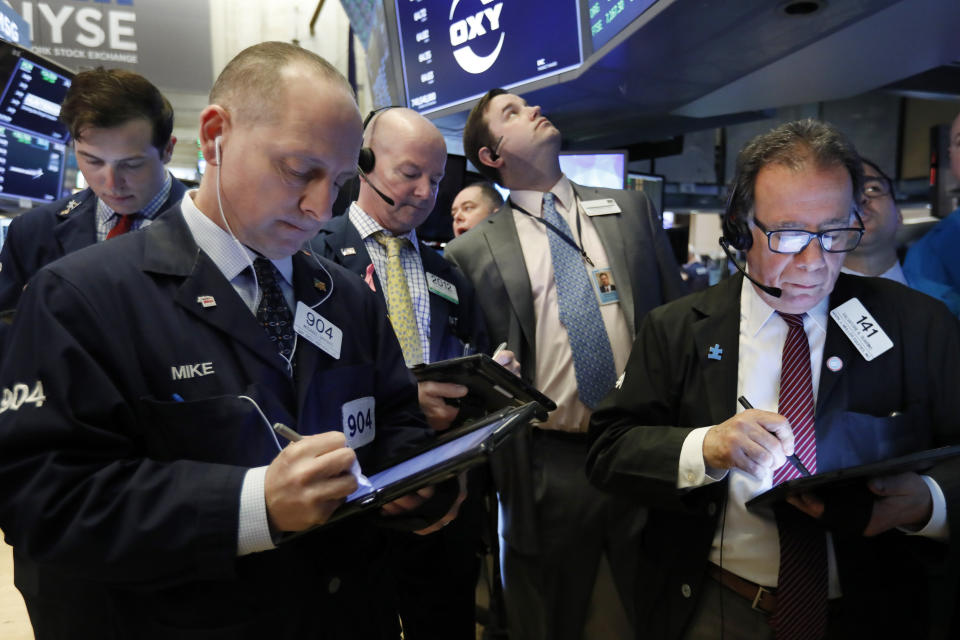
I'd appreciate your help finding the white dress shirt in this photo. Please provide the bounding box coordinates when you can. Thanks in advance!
[677,277,947,594]
[511,175,632,432]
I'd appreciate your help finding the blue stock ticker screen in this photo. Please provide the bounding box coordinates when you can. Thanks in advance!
[396,0,583,115]
[589,0,658,50]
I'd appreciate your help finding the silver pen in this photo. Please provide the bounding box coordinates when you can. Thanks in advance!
[273,422,302,443]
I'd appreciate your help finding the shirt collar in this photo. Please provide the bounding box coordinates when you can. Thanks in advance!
[509,174,574,216]
[741,275,830,338]
[180,190,293,285]
[96,171,173,225]
[349,202,420,253]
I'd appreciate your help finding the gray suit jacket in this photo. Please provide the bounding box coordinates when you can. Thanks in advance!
[444,182,686,553]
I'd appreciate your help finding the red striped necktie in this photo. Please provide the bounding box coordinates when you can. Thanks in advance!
[770,311,827,640]
[106,213,138,240]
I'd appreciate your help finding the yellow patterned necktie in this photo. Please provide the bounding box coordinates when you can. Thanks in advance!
[373,231,423,365]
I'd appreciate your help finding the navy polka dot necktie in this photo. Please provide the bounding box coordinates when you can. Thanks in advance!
[253,258,295,370]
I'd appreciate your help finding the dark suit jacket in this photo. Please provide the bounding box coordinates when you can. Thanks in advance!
[443,183,686,557]
[587,273,960,640]
[312,212,489,361]
[0,181,188,314]
[0,206,431,638]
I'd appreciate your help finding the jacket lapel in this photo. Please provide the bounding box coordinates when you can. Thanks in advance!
[291,249,335,411]
[142,208,290,375]
[313,216,383,294]
[573,183,637,331]
[691,276,743,424]
[421,246,457,362]
[53,190,98,256]
[816,275,860,416]
[484,205,536,349]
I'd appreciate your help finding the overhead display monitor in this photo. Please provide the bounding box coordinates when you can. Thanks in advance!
[0,41,72,204]
[394,0,583,115]
[559,150,626,189]
[589,0,658,51]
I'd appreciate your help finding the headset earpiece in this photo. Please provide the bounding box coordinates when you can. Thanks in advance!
[357,105,400,175]
[721,180,752,251]
[214,135,222,166]
[358,147,375,174]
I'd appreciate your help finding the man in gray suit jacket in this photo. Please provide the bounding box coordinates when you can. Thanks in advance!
[444,88,686,640]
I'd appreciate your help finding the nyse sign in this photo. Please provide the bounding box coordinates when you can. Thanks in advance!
[21,1,138,64]
[15,1,212,93]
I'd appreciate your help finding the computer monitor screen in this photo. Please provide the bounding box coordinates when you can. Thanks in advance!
[0,42,72,204]
[589,0,659,50]
[559,151,626,189]
[394,0,583,115]
[627,172,665,214]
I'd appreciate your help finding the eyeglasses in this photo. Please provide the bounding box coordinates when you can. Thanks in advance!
[862,177,892,200]
[752,214,864,254]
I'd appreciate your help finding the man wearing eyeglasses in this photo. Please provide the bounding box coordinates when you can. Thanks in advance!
[587,119,960,640]
[841,158,909,285]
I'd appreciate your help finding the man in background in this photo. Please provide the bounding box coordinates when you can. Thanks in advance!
[0,67,185,319]
[841,157,909,284]
[904,110,960,312]
[446,88,685,640]
[451,180,502,237]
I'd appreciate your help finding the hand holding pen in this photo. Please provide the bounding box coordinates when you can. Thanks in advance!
[737,396,811,477]
[701,396,801,481]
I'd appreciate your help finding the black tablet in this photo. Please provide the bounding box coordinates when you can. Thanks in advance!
[412,353,556,419]
[746,444,960,511]
[325,402,537,524]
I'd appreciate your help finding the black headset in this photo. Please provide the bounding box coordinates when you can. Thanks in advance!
[357,106,400,174]
[721,180,752,251]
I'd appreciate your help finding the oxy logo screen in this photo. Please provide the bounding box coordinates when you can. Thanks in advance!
[396,0,582,114]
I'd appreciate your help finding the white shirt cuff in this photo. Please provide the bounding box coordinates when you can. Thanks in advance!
[678,426,727,488]
[902,474,949,541]
[237,466,276,555]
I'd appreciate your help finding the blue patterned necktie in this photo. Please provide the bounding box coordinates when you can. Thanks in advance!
[542,192,617,408]
[253,258,295,371]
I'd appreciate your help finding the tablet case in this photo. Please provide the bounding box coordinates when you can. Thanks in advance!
[412,353,556,421]
[746,444,960,511]
[325,401,539,525]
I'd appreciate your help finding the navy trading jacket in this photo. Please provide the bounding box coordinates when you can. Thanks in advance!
[0,205,431,639]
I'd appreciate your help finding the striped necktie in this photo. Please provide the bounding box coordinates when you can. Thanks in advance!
[770,311,826,640]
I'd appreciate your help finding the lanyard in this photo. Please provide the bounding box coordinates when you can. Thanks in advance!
[509,196,594,267]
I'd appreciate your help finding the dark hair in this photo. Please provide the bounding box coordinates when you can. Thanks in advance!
[463,88,507,184]
[60,67,173,152]
[472,180,503,208]
[729,118,864,224]
[210,41,353,125]
[860,156,896,199]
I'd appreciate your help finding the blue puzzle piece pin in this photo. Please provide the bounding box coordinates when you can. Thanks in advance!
[707,344,723,361]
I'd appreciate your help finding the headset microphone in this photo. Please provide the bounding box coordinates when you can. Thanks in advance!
[719,237,782,298]
[358,167,395,207]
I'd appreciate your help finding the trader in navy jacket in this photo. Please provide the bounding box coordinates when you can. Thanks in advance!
[0,42,453,639]
[0,67,186,326]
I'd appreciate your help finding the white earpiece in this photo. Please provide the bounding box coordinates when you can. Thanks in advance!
[214,135,222,166]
